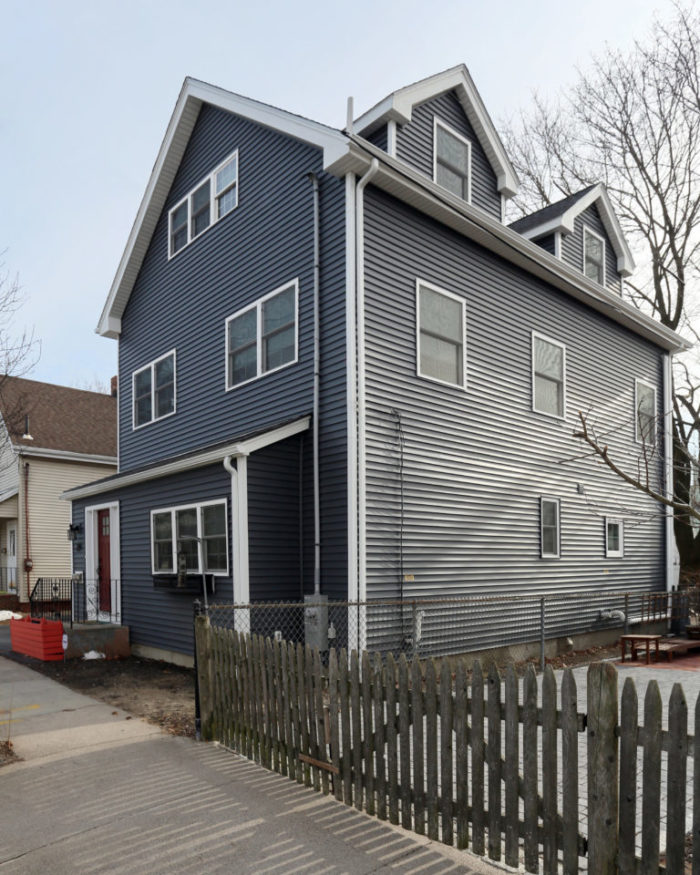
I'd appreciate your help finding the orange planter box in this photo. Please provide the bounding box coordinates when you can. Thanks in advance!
[10,617,64,661]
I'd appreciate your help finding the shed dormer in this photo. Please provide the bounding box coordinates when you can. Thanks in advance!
[354,65,519,221]
[509,184,635,294]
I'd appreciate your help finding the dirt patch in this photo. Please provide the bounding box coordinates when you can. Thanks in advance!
[0,740,20,767]
[28,656,196,738]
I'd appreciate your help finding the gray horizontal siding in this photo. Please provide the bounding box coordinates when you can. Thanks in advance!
[395,90,501,219]
[366,125,388,151]
[362,188,665,625]
[533,233,556,256]
[561,202,621,294]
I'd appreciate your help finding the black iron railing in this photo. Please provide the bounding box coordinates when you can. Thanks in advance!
[29,577,121,626]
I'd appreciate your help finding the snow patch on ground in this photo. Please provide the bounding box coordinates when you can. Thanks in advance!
[0,610,22,622]
[82,650,106,661]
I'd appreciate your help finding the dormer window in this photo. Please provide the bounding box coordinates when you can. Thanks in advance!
[434,119,471,202]
[168,150,238,258]
[583,227,605,285]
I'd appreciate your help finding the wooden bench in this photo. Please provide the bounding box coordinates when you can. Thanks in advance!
[620,634,661,664]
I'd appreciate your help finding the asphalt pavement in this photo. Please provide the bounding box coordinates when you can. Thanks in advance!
[0,653,500,874]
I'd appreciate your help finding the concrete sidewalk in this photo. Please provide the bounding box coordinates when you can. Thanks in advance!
[0,655,501,874]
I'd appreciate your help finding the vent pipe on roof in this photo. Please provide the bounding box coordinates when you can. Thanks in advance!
[22,415,33,441]
[346,97,354,136]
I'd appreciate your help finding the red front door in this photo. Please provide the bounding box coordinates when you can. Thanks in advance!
[97,509,111,613]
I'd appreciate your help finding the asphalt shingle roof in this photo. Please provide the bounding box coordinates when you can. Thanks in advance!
[508,185,598,235]
[0,376,117,457]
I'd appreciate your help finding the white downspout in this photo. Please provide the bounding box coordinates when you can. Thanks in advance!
[224,453,250,631]
[663,353,677,593]
[308,173,321,595]
[356,158,379,617]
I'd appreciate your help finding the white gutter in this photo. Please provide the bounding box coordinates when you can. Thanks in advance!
[15,446,117,466]
[663,353,677,592]
[345,172,358,603]
[356,158,380,606]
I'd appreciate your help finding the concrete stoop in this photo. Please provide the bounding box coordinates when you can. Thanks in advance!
[63,623,130,660]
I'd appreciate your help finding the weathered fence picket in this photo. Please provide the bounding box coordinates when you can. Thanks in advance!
[194,615,700,875]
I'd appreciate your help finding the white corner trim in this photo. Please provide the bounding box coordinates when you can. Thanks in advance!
[663,353,675,592]
[345,172,359,604]
[386,120,397,158]
[60,416,311,501]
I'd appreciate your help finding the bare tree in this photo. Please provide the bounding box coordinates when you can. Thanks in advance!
[503,3,700,565]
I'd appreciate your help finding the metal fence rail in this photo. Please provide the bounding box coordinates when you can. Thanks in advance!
[204,588,693,662]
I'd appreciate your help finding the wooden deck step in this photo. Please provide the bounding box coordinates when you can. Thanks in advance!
[656,638,700,660]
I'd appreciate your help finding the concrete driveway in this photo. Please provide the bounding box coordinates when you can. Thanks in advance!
[0,656,497,875]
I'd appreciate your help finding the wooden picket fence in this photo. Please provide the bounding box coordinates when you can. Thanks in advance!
[194,616,698,874]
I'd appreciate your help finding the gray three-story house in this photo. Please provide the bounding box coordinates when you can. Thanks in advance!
[64,65,687,664]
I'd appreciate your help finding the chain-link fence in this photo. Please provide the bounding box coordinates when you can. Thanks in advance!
[203,588,697,661]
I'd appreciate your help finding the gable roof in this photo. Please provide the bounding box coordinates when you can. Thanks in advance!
[352,65,519,199]
[0,376,117,459]
[508,183,636,276]
[96,77,350,339]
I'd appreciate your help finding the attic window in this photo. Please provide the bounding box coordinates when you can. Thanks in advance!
[583,227,605,285]
[168,150,238,258]
[434,118,471,202]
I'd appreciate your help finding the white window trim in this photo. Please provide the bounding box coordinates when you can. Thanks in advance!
[150,499,229,577]
[225,279,299,391]
[583,226,606,286]
[634,377,657,445]
[540,497,560,559]
[132,349,177,431]
[433,117,472,204]
[531,331,567,420]
[168,149,239,259]
[415,279,467,391]
[605,517,624,558]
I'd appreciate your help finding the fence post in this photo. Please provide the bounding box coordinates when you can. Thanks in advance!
[540,597,545,672]
[587,662,619,874]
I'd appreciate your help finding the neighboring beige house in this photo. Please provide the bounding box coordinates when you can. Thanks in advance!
[0,377,117,604]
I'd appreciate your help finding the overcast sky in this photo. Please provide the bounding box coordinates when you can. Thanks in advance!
[0,0,675,390]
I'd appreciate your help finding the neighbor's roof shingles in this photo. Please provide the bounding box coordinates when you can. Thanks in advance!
[0,376,117,457]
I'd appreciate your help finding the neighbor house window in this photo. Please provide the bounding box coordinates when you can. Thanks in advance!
[416,281,466,389]
[133,350,176,429]
[151,500,228,575]
[606,518,624,558]
[541,498,560,558]
[583,227,605,285]
[635,379,657,445]
[434,118,471,202]
[168,149,239,257]
[226,280,298,389]
[532,333,566,418]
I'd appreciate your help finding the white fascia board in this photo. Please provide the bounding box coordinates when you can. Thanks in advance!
[353,65,519,198]
[337,140,689,353]
[60,416,310,501]
[96,77,348,338]
[519,184,636,277]
[17,447,117,466]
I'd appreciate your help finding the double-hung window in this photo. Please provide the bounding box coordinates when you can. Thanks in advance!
[416,281,466,389]
[635,379,657,445]
[168,150,238,257]
[605,518,624,558]
[434,118,471,202]
[540,498,560,558]
[532,333,566,419]
[583,227,605,285]
[133,351,176,428]
[226,280,298,389]
[151,500,228,575]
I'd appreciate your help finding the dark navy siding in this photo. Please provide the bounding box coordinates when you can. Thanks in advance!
[362,187,665,636]
[115,103,349,611]
[395,90,501,219]
[366,125,388,151]
[562,203,621,294]
[533,233,556,256]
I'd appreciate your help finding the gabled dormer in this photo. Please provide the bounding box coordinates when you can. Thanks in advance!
[353,65,519,221]
[509,184,635,294]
